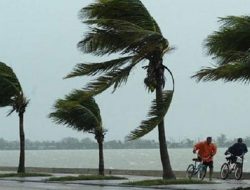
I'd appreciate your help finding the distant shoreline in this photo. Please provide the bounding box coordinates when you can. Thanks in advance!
[0,135,248,150]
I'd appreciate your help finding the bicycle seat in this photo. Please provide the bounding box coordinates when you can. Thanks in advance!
[192,158,201,162]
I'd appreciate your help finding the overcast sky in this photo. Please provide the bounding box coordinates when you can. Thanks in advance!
[0,0,250,142]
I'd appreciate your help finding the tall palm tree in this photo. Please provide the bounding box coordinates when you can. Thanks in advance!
[0,62,29,173]
[192,16,250,82]
[65,0,175,179]
[49,90,106,175]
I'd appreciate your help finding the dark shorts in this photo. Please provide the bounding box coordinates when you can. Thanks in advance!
[197,156,213,169]
[203,161,213,169]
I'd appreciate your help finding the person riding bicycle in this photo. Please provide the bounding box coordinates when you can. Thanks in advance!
[193,137,217,181]
[225,138,248,164]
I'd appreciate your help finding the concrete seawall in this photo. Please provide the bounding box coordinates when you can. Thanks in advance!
[1,166,250,179]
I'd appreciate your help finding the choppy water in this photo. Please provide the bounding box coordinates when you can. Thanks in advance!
[0,148,249,172]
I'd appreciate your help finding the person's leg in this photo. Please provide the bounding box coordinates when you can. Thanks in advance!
[209,168,213,181]
[208,161,213,181]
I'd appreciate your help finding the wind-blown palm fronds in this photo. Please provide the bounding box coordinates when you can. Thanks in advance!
[49,90,102,132]
[66,0,175,179]
[127,90,173,140]
[0,62,29,173]
[193,16,250,82]
[0,62,22,107]
[65,56,134,78]
[67,0,170,93]
[192,63,250,83]
[205,16,250,65]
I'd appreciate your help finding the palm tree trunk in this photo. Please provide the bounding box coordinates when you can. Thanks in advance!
[153,53,175,179]
[156,86,175,179]
[97,137,104,176]
[17,112,25,173]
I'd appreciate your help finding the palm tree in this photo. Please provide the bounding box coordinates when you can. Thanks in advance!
[0,62,29,173]
[192,16,250,82]
[49,90,106,175]
[65,0,175,179]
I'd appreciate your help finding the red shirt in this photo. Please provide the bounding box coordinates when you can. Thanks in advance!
[194,141,217,162]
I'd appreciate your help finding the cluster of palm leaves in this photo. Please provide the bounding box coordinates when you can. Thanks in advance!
[193,16,250,83]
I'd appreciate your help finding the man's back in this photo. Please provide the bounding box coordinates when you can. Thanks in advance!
[228,142,248,156]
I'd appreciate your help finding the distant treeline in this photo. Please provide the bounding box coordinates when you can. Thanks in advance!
[0,134,249,150]
[0,137,159,150]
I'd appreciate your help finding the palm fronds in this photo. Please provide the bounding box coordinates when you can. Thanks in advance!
[194,15,250,83]
[127,90,173,140]
[77,0,167,57]
[192,63,250,83]
[76,62,137,97]
[0,62,27,114]
[7,94,29,116]
[0,62,23,107]
[205,16,250,65]
[80,0,161,33]
[78,24,165,56]
[49,90,102,132]
[65,56,133,78]
[67,0,170,97]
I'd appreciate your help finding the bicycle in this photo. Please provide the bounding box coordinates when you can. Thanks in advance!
[220,154,244,180]
[186,157,207,180]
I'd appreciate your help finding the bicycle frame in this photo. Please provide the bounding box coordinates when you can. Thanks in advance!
[220,154,244,180]
[193,160,205,175]
[186,158,207,180]
[227,155,243,171]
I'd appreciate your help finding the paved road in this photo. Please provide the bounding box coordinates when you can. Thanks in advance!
[1,175,250,190]
[0,180,151,190]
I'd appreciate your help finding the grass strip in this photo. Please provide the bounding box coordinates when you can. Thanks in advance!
[123,178,212,186]
[0,173,52,178]
[46,175,127,181]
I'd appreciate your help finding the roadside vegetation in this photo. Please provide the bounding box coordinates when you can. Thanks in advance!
[123,179,211,186]
[46,175,127,181]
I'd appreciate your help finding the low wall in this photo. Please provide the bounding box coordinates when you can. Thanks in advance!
[1,166,250,179]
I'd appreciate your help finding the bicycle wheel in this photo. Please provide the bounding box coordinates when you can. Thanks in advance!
[186,164,195,179]
[220,163,229,180]
[235,165,243,180]
[198,165,206,180]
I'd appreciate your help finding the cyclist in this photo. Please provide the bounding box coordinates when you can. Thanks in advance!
[225,138,248,163]
[193,137,217,181]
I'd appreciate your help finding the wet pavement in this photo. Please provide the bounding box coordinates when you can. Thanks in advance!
[0,174,250,190]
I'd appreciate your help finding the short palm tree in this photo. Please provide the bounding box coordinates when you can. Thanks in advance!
[65,0,175,179]
[192,16,250,82]
[0,62,29,173]
[49,90,106,175]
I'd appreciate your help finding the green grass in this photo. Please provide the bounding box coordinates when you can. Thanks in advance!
[46,175,127,182]
[123,178,212,186]
[0,173,52,178]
